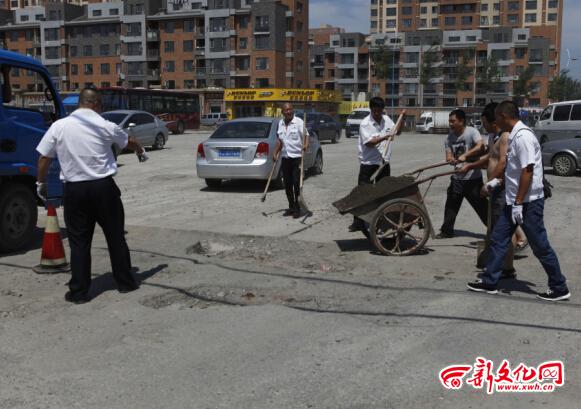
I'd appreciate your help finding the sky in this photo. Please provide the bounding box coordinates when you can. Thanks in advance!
[310,0,581,80]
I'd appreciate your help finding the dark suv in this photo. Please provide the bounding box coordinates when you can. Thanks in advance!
[305,112,342,144]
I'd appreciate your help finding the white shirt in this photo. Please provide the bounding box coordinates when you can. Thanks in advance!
[358,114,395,165]
[36,108,128,182]
[277,116,308,159]
[505,121,544,204]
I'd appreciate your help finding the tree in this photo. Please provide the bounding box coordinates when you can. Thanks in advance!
[548,70,581,102]
[513,66,536,106]
[455,50,473,93]
[419,46,441,103]
[476,56,501,99]
[371,45,397,81]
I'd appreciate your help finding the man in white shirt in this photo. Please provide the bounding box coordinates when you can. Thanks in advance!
[36,87,147,304]
[348,97,405,232]
[467,101,570,301]
[273,103,309,218]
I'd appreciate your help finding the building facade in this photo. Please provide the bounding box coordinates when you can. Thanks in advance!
[367,0,563,109]
[0,0,309,91]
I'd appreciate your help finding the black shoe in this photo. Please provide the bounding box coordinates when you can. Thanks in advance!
[283,208,294,217]
[65,291,90,304]
[466,279,498,294]
[537,288,571,302]
[501,268,517,279]
[435,232,454,239]
[118,284,139,294]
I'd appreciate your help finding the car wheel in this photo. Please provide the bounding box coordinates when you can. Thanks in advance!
[552,153,577,177]
[205,179,222,188]
[311,150,323,175]
[175,121,185,135]
[331,131,340,144]
[0,183,37,253]
[540,135,549,145]
[152,133,165,150]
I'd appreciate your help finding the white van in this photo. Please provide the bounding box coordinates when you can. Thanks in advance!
[535,100,581,144]
[345,108,370,138]
[201,112,228,126]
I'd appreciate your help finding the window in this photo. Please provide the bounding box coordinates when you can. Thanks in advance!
[164,41,175,53]
[553,105,571,121]
[515,48,526,58]
[256,57,268,70]
[402,19,412,27]
[83,45,92,56]
[402,7,412,15]
[530,49,543,62]
[183,40,193,52]
[184,20,195,32]
[239,37,247,49]
[165,61,175,72]
[165,21,175,33]
[21,15,29,22]
[508,1,519,10]
[110,8,119,15]
[448,36,460,42]
[570,104,581,121]
[525,1,537,10]
[92,9,102,17]
[183,60,194,72]
[126,23,141,36]
[70,46,77,57]
[256,78,269,87]
[84,64,93,75]
[386,7,396,16]
[239,15,249,29]
[493,15,500,25]
[548,0,558,8]
[508,14,518,24]
[101,63,110,74]
[480,16,489,25]
[127,42,142,56]
[420,6,427,13]
[432,18,439,27]
[255,16,269,31]
[71,64,78,75]
[481,3,488,11]
[445,17,456,26]
[45,28,59,41]
[45,47,59,59]
[461,16,472,25]
[100,44,110,56]
[255,35,270,49]
[547,13,557,22]
[540,106,553,121]
[466,35,477,42]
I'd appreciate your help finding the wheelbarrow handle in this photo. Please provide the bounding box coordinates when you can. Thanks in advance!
[403,160,454,176]
[415,169,460,184]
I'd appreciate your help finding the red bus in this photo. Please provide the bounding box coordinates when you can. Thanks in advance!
[100,87,200,133]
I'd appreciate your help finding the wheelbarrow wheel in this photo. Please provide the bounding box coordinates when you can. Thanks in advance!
[370,198,430,256]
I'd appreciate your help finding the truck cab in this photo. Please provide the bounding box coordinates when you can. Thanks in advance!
[0,50,64,252]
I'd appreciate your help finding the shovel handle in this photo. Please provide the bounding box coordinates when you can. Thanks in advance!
[261,156,279,202]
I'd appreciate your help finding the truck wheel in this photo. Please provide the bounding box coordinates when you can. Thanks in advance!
[0,183,38,253]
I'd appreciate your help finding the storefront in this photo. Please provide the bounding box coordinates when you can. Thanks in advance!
[224,88,342,119]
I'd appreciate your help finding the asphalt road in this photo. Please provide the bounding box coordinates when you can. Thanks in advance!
[0,129,580,408]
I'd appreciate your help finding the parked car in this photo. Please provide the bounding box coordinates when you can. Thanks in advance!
[101,110,169,155]
[305,112,341,143]
[345,108,370,138]
[201,112,228,126]
[541,138,581,177]
[196,117,323,188]
[535,100,581,144]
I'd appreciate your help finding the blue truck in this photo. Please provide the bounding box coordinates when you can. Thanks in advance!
[0,50,64,252]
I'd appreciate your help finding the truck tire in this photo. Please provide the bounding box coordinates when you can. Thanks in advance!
[0,183,38,253]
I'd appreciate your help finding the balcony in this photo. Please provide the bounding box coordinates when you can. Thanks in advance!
[146,30,159,41]
[209,23,232,33]
[196,67,206,76]
[254,25,270,34]
[147,49,160,59]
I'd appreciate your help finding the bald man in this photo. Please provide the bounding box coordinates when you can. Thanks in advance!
[36,87,147,304]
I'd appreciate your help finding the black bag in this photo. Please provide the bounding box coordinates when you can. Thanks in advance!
[543,175,553,200]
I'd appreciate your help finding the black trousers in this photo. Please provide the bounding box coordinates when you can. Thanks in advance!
[440,177,488,236]
[63,177,136,297]
[281,157,301,209]
[352,163,391,227]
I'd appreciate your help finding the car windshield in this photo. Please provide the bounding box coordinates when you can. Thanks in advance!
[305,114,320,124]
[210,121,272,139]
[348,111,369,120]
[102,113,127,125]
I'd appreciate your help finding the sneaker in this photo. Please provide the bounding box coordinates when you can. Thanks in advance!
[466,279,498,294]
[435,231,454,239]
[501,268,517,279]
[64,291,90,304]
[537,288,571,302]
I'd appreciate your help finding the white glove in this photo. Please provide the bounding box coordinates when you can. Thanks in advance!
[485,178,501,191]
[36,182,47,202]
[511,204,523,225]
[136,148,149,163]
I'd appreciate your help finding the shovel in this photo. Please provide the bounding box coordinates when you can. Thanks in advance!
[297,114,310,213]
[370,111,406,183]
[260,155,279,202]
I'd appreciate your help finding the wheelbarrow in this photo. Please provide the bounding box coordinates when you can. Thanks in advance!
[333,161,459,256]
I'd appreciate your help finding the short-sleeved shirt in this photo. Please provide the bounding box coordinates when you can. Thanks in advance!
[444,126,482,180]
[36,108,128,182]
[505,121,544,204]
[277,116,308,159]
[358,114,395,165]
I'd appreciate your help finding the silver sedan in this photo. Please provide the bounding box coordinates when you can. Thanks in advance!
[196,117,323,188]
[542,138,581,177]
[102,110,169,155]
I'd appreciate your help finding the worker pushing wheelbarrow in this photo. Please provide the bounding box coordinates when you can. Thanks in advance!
[333,161,460,256]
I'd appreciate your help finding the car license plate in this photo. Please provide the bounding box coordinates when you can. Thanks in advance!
[218,149,240,158]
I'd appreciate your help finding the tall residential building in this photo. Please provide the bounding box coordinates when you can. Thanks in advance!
[368,0,563,109]
[0,0,309,91]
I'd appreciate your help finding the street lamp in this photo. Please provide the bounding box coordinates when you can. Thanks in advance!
[391,29,398,118]
[566,48,577,69]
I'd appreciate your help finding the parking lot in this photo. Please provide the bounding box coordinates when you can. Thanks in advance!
[1,129,580,408]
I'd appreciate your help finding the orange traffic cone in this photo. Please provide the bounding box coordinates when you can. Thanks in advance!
[32,205,70,274]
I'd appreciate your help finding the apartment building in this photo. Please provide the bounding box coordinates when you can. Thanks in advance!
[368,0,562,108]
[0,0,309,91]
[310,31,369,100]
